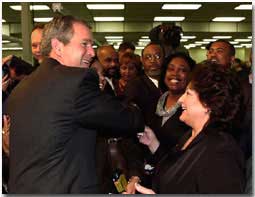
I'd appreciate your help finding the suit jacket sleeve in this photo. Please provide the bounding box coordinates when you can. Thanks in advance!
[74,68,144,134]
[124,80,141,106]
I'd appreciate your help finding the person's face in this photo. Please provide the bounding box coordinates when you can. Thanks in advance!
[206,42,234,69]
[164,57,190,95]
[120,58,138,82]
[142,44,163,78]
[98,48,119,78]
[31,28,43,62]
[60,22,95,68]
[178,85,209,128]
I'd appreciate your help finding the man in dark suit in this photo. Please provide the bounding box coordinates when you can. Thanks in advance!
[125,42,164,127]
[123,42,164,187]
[4,15,144,194]
[206,39,252,160]
[97,45,119,96]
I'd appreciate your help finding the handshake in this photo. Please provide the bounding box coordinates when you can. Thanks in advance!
[123,176,155,194]
[119,126,160,194]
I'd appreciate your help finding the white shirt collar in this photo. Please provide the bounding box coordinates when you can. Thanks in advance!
[147,76,159,88]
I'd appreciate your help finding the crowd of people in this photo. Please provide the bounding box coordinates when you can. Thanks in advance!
[2,15,252,194]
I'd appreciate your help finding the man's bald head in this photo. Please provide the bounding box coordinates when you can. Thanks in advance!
[97,45,119,78]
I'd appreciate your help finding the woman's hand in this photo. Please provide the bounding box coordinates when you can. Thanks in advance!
[2,115,11,157]
[135,183,156,194]
[137,126,160,154]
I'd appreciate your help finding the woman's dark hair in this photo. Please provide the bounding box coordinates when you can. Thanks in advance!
[190,62,241,125]
[159,52,196,92]
[118,42,135,52]
[119,52,143,75]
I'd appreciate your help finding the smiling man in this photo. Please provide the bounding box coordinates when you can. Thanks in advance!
[206,39,235,69]
[4,15,144,194]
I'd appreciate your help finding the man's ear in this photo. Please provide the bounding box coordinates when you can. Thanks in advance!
[51,38,63,57]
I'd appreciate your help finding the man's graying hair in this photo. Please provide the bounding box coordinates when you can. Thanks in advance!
[40,15,91,56]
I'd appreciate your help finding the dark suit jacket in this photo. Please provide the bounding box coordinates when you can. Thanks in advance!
[152,107,190,150]
[124,74,161,127]
[152,123,245,194]
[4,58,144,194]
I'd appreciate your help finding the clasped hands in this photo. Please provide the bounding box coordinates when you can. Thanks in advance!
[122,176,155,194]
[122,126,160,194]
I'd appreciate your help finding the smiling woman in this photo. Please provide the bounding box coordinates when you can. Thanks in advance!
[152,52,196,149]
[126,61,245,194]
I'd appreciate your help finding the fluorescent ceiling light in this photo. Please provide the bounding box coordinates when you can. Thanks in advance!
[141,36,149,39]
[106,39,123,42]
[2,19,6,22]
[2,47,23,50]
[234,39,251,42]
[94,17,124,21]
[212,17,245,22]
[187,44,196,47]
[248,36,252,39]
[234,4,252,10]
[34,18,53,22]
[182,35,196,39]
[203,39,217,42]
[113,45,120,49]
[139,39,150,42]
[105,36,123,39]
[180,39,188,42]
[240,43,252,47]
[234,45,243,48]
[138,42,148,46]
[87,4,124,10]
[212,36,232,39]
[136,46,145,50]
[92,45,98,49]
[10,5,50,11]
[162,4,201,10]
[230,41,239,44]
[2,40,11,43]
[201,47,206,49]
[195,41,210,44]
[154,17,185,21]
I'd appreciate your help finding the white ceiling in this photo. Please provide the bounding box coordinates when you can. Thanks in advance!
[2,2,253,50]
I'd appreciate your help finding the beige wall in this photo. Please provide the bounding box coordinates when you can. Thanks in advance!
[2,50,23,59]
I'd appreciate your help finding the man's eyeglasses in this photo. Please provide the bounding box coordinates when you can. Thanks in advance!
[144,54,161,61]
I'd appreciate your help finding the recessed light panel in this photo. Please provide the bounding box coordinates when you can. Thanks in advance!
[162,4,201,10]
[34,18,53,22]
[234,4,252,10]
[212,17,245,22]
[10,5,50,11]
[154,17,185,21]
[87,4,124,10]
[94,17,124,21]
[213,36,232,39]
